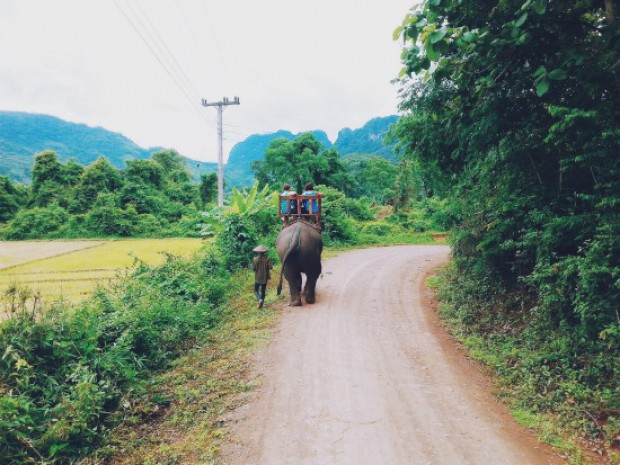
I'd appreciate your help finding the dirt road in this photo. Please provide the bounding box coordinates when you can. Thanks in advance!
[222,246,564,465]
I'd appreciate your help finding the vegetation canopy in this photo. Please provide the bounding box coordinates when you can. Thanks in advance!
[394,0,619,456]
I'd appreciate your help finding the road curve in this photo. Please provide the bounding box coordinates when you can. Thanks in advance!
[222,245,564,465]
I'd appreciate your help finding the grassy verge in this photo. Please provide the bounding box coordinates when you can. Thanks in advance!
[427,270,620,465]
[83,274,279,465]
[0,248,231,464]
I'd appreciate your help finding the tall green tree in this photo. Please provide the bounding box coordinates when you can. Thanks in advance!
[73,157,123,212]
[0,176,22,223]
[200,173,218,206]
[252,133,352,193]
[124,159,164,188]
[152,150,191,183]
[346,156,400,203]
[394,0,620,335]
[30,151,67,207]
[31,151,63,192]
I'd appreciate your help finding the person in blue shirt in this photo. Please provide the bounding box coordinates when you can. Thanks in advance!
[301,182,321,216]
[280,183,297,226]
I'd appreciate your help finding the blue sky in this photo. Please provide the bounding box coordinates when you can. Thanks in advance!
[0,0,416,162]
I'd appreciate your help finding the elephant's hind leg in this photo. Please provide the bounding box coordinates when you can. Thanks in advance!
[285,270,303,306]
[304,273,319,304]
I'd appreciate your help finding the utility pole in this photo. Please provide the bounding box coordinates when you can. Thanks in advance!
[201,96,240,207]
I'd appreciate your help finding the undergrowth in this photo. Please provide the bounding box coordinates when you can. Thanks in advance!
[434,265,620,465]
[0,192,448,464]
[0,248,234,464]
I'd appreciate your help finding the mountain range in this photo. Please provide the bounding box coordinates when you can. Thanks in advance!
[0,111,400,187]
[0,112,217,183]
[224,115,400,187]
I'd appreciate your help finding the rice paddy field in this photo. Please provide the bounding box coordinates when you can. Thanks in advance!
[0,238,205,305]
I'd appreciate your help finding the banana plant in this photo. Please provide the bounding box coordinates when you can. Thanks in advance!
[199,182,277,237]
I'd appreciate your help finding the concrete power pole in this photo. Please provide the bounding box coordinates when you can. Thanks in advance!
[201,96,240,207]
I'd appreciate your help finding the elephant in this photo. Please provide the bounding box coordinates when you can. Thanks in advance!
[276,221,323,306]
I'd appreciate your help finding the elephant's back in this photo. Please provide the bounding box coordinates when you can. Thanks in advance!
[276,222,322,260]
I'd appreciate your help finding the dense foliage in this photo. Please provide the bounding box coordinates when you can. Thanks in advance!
[394,0,619,452]
[0,150,218,239]
[225,116,400,188]
[252,133,354,194]
[0,249,233,463]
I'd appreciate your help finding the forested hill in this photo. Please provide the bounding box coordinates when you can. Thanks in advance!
[0,112,216,183]
[225,115,399,187]
[1,111,399,187]
[334,115,399,161]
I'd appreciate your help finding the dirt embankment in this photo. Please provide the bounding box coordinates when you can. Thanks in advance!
[221,245,565,465]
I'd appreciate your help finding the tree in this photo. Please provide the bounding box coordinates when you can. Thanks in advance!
[152,150,191,183]
[345,156,399,202]
[30,151,67,207]
[252,133,351,193]
[61,159,84,186]
[124,159,164,188]
[73,158,123,212]
[200,173,218,205]
[31,151,63,193]
[394,0,620,334]
[0,176,21,223]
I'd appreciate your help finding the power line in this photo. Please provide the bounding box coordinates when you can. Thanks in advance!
[200,1,232,83]
[124,0,217,127]
[130,1,208,112]
[113,0,216,129]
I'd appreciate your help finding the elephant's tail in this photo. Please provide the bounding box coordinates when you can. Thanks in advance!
[277,225,301,295]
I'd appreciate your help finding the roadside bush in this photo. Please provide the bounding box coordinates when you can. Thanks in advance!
[386,209,432,232]
[342,196,375,222]
[0,249,232,464]
[359,221,401,236]
[216,214,258,270]
[315,185,357,244]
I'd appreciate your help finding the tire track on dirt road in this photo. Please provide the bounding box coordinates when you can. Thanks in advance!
[221,245,564,465]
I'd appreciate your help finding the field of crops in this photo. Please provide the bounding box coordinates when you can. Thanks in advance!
[0,238,204,305]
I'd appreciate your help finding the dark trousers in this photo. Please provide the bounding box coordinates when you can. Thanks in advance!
[254,283,266,301]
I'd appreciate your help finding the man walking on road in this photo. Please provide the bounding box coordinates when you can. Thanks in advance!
[252,245,272,309]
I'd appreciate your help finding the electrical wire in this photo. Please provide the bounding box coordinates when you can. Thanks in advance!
[200,1,232,83]
[113,0,216,129]
[130,1,210,117]
[124,0,217,126]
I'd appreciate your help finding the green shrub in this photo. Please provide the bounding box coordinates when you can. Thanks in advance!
[315,185,357,244]
[359,221,401,236]
[216,214,258,270]
[5,203,69,239]
[0,250,232,464]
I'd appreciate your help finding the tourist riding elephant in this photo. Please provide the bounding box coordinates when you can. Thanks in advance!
[276,222,323,306]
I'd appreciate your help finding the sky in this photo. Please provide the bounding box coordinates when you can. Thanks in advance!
[0,0,416,163]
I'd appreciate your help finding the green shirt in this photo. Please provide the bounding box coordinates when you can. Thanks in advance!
[253,255,272,284]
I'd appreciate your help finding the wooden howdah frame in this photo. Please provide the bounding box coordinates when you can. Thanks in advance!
[279,194,322,225]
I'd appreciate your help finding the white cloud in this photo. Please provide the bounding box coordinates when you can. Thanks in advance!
[0,0,415,162]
